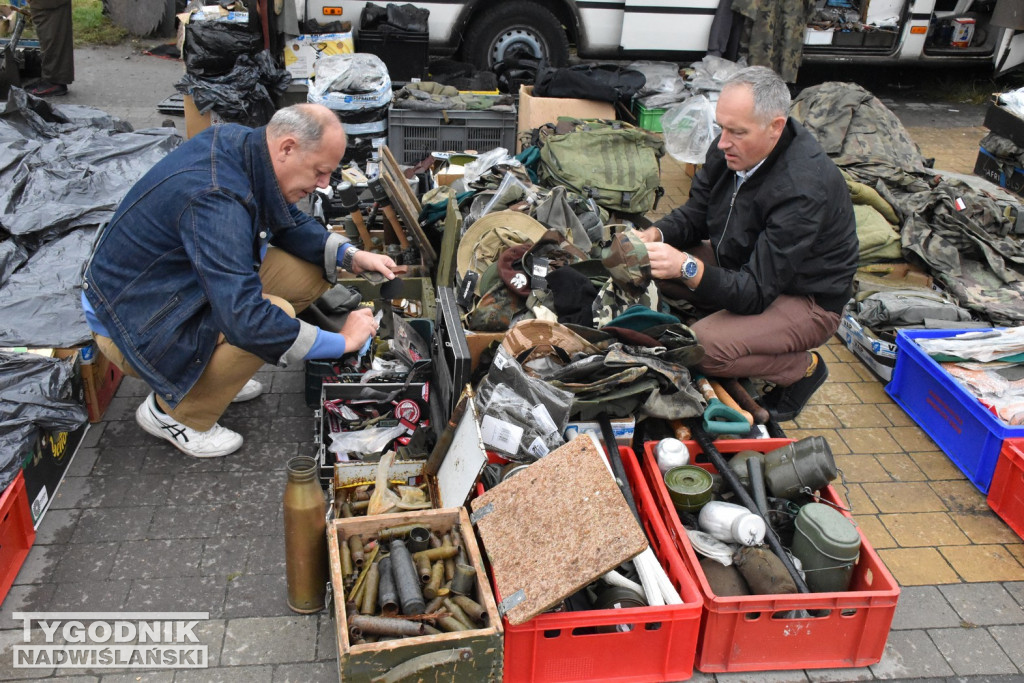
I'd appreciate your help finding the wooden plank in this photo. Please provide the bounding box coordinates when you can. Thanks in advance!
[470,435,649,626]
[380,172,438,269]
[328,507,503,682]
[381,144,422,214]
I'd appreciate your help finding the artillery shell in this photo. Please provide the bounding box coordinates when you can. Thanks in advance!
[377,556,399,617]
[376,524,419,542]
[348,534,365,569]
[436,616,469,632]
[412,545,458,563]
[408,526,431,553]
[449,563,477,597]
[360,562,379,615]
[452,595,487,624]
[390,539,426,615]
[415,553,432,584]
[443,597,476,630]
[341,540,353,580]
[349,614,426,637]
[423,561,445,600]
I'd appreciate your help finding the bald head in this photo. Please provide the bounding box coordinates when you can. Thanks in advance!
[266,103,347,203]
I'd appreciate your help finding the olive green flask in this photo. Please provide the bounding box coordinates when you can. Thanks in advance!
[283,456,328,613]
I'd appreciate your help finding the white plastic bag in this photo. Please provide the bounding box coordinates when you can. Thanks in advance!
[661,95,719,164]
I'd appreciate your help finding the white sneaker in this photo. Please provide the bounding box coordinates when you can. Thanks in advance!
[135,393,243,458]
[231,378,264,403]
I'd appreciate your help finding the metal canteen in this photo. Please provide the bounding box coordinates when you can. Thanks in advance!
[698,500,766,546]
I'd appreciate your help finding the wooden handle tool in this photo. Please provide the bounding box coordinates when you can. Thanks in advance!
[719,377,770,425]
[709,379,753,428]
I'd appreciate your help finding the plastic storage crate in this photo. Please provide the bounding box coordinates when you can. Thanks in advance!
[640,439,900,673]
[988,438,1024,540]
[487,447,703,683]
[633,101,666,133]
[1,471,35,603]
[388,108,518,165]
[886,328,1024,493]
[356,29,428,81]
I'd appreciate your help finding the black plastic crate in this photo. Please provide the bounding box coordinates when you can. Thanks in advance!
[387,108,518,165]
[356,29,428,82]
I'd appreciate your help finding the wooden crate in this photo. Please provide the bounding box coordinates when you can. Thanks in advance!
[327,507,504,682]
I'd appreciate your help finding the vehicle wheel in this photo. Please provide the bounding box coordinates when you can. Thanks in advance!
[462,3,570,69]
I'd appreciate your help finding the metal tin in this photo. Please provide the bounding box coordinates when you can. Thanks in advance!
[791,502,861,593]
[664,465,714,512]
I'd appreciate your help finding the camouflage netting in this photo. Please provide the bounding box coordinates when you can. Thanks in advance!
[792,81,1024,326]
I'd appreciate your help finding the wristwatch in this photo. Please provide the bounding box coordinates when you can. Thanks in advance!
[680,252,699,281]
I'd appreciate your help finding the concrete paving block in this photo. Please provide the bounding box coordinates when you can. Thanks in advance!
[49,477,100,510]
[938,583,1024,626]
[713,670,808,682]
[0,629,52,680]
[48,581,129,612]
[138,446,225,475]
[805,666,875,681]
[315,613,336,662]
[221,617,317,666]
[90,474,176,508]
[66,447,99,477]
[928,626,1018,676]
[108,539,204,582]
[270,372,305,394]
[270,661,335,682]
[222,574,292,619]
[80,423,105,449]
[164,473,248,508]
[13,544,65,586]
[869,629,955,679]
[0,584,56,625]
[72,507,155,544]
[221,442,297,473]
[198,537,251,578]
[33,509,81,546]
[89,445,146,477]
[226,393,281,419]
[891,586,962,630]
[245,534,286,576]
[147,505,222,540]
[96,420,155,450]
[990,624,1024,670]
[124,576,227,619]
[1005,581,1024,609]
[99,671,175,682]
[52,542,119,583]
[191,619,227,668]
[37,676,96,682]
[172,664,273,683]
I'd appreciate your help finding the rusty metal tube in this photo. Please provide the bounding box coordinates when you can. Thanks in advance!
[360,561,380,615]
[390,539,426,614]
[377,556,399,617]
[423,561,445,600]
[341,540,354,582]
[449,563,477,596]
[415,554,432,584]
[349,614,426,637]
[348,534,365,569]
[452,595,487,624]
[424,596,444,614]
[436,616,470,632]
[413,545,458,563]
[443,597,476,630]
[408,526,431,552]
[376,524,420,542]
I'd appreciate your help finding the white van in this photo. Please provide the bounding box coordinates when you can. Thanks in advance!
[287,0,1024,74]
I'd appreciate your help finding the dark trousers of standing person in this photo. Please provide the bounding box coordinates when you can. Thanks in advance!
[29,0,74,86]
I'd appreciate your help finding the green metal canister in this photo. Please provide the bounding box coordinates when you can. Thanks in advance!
[790,502,861,593]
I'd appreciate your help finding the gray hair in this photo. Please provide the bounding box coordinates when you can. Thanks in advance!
[722,66,791,126]
[266,104,334,148]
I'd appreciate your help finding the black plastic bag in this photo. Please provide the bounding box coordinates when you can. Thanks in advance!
[534,64,647,104]
[0,351,88,491]
[183,20,262,78]
[360,2,428,32]
[176,50,291,126]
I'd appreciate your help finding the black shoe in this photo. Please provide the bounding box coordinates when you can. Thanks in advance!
[763,352,828,422]
[27,81,68,97]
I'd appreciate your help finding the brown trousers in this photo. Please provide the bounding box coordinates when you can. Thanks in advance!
[29,0,74,85]
[95,248,331,431]
[658,241,840,386]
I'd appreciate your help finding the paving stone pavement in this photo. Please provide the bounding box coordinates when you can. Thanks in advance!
[2,52,1024,681]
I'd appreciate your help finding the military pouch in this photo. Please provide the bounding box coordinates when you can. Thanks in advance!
[855,289,972,329]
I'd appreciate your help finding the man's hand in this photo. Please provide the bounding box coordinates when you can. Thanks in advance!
[350,250,397,279]
[646,242,686,280]
[635,226,663,244]
[340,307,379,353]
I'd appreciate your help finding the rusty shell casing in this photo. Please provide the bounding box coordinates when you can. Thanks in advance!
[341,539,354,581]
[452,595,487,624]
[389,539,426,615]
[283,456,328,614]
[340,501,354,518]
[351,499,370,513]
[376,556,399,617]
[443,597,476,630]
[444,557,456,582]
[415,554,432,584]
[376,524,419,542]
[449,563,477,597]
[436,616,470,632]
[349,614,425,637]
[407,526,431,553]
[423,624,442,635]
[423,561,445,600]
[424,595,445,614]
[428,531,443,548]
[360,562,380,615]
[412,545,458,563]
[348,534,365,569]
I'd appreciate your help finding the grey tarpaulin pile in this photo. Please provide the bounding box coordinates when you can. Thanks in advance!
[791,81,1024,326]
[0,351,88,490]
[0,87,181,346]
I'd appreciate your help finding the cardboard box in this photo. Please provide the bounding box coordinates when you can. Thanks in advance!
[79,344,123,423]
[984,100,1024,149]
[836,309,897,381]
[282,32,354,83]
[183,94,224,140]
[563,416,636,447]
[974,146,1024,197]
[516,84,615,151]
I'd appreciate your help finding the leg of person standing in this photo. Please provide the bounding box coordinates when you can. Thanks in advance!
[27,0,73,97]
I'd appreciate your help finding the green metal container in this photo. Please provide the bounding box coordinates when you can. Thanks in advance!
[664,465,714,512]
[790,502,861,593]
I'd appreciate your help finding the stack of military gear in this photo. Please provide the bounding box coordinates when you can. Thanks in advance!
[308,53,392,164]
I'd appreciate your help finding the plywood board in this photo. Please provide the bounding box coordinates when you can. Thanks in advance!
[470,435,648,625]
[379,145,437,269]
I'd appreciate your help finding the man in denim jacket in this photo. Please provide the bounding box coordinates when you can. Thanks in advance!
[82,104,396,457]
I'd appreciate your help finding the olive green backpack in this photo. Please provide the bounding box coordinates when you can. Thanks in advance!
[536,117,666,215]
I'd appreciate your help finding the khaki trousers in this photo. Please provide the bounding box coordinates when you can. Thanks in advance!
[94,248,331,431]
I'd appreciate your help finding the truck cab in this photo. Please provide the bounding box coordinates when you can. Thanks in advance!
[286,0,1024,74]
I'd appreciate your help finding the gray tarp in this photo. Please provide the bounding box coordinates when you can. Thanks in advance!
[0,87,181,346]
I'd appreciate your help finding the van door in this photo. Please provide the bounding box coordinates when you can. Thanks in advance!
[996,28,1024,72]
[618,0,715,52]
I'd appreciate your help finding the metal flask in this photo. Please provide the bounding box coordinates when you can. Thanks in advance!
[283,455,328,613]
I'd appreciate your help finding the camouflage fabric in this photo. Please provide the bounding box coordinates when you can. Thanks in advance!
[500,319,607,366]
[392,82,516,111]
[791,81,1024,325]
[593,279,659,328]
[980,132,1024,167]
[643,322,707,367]
[601,230,652,298]
[467,281,526,332]
[549,366,650,396]
[732,0,815,83]
[534,185,594,255]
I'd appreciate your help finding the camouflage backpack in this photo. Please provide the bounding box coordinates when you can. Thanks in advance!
[537,118,666,215]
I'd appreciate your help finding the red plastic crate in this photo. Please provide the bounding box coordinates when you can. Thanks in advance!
[483,447,703,683]
[988,438,1024,540]
[641,439,901,673]
[1,471,36,602]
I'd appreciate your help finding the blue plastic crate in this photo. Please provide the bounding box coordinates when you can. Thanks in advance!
[886,328,1024,493]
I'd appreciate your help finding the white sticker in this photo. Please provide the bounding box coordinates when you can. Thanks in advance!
[531,404,559,436]
[531,262,548,278]
[493,351,510,371]
[527,436,549,458]
[481,415,523,454]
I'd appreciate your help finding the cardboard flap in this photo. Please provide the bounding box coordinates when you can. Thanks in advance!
[470,435,648,625]
[435,393,487,509]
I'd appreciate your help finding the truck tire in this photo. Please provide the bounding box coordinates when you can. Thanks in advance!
[462,3,570,69]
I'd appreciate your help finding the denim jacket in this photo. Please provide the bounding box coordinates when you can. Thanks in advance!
[82,124,347,408]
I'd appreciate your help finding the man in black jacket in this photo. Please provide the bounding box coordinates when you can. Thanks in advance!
[638,65,857,422]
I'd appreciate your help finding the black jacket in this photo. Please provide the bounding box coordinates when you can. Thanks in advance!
[654,118,857,316]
